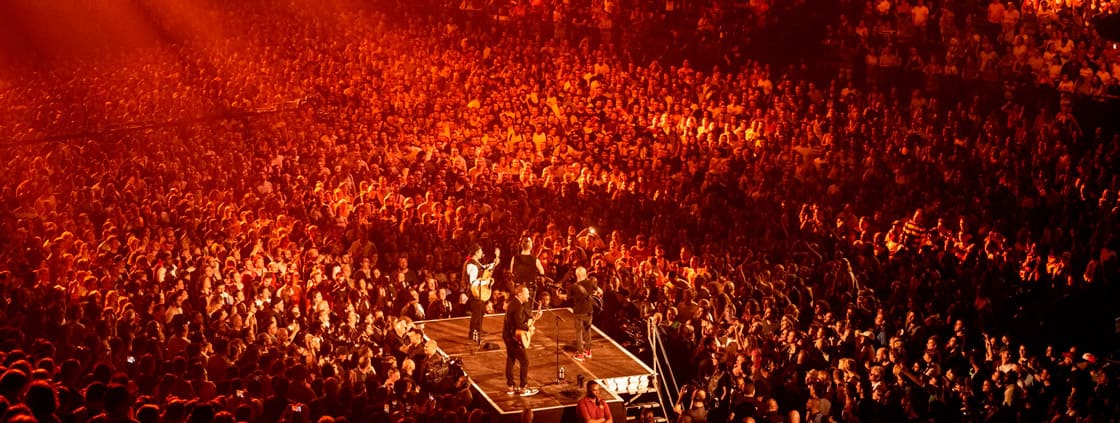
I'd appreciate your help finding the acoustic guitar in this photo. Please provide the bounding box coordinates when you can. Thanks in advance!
[516,310,544,348]
[470,265,495,302]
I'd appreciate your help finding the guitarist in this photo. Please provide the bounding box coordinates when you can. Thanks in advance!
[503,285,539,396]
[568,267,601,361]
[464,244,500,340]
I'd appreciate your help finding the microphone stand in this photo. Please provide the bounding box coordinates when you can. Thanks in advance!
[545,310,567,386]
[555,311,563,384]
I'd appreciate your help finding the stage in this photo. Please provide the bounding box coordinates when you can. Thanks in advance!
[419,308,655,422]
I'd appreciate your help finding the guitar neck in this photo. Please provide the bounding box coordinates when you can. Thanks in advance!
[483,257,500,270]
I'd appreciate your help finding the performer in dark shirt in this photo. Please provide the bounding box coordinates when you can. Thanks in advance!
[510,236,545,290]
[503,285,539,396]
[569,267,600,361]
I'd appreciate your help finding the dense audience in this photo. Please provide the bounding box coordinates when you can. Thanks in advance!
[825,0,1120,98]
[1,1,1118,423]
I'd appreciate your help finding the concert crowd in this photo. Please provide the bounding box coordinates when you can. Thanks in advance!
[826,0,1120,98]
[0,0,1119,422]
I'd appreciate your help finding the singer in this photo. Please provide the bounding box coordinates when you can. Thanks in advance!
[503,285,539,396]
[577,381,613,423]
[464,244,500,339]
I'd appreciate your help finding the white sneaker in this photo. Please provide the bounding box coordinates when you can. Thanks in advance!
[519,387,540,396]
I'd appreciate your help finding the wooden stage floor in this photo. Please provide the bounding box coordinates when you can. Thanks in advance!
[419,308,653,420]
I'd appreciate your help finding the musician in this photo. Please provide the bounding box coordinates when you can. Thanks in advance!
[503,285,537,396]
[464,244,500,339]
[577,381,614,423]
[510,236,545,290]
[569,266,600,361]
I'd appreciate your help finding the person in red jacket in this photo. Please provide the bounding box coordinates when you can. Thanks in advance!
[577,381,613,423]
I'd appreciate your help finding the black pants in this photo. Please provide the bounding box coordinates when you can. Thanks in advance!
[573,312,593,352]
[469,298,485,338]
[505,340,529,388]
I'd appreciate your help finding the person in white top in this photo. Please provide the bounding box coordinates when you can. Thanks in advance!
[464,243,500,339]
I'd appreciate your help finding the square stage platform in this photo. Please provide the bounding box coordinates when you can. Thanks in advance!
[419,308,655,422]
